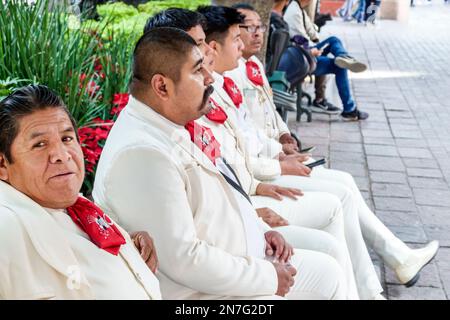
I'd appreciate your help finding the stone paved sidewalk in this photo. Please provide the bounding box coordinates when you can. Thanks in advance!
[287,2,450,300]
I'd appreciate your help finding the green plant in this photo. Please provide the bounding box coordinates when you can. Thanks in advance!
[84,0,211,43]
[0,0,104,127]
[0,77,32,100]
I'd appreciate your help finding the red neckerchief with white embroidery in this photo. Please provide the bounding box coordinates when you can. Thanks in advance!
[223,76,243,108]
[185,121,221,165]
[206,98,228,124]
[245,60,264,87]
[66,197,126,255]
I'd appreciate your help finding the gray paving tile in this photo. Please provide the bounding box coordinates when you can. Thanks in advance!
[395,138,429,148]
[329,142,364,153]
[376,210,422,227]
[364,144,399,157]
[369,171,408,184]
[389,225,428,243]
[371,183,412,198]
[424,225,450,247]
[407,168,443,178]
[367,156,405,172]
[408,177,450,190]
[412,189,450,207]
[373,197,417,212]
[419,206,450,226]
[363,137,396,146]
[387,285,446,300]
[398,147,434,159]
[402,158,439,169]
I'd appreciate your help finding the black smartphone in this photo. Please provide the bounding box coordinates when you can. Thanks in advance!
[300,146,316,153]
[306,158,326,169]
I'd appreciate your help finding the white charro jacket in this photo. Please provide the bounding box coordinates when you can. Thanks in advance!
[0,181,161,300]
[92,96,278,300]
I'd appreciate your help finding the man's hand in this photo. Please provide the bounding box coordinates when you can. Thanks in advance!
[280,157,312,176]
[265,231,294,264]
[279,152,311,162]
[256,183,303,200]
[310,48,323,57]
[256,207,289,228]
[282,143,299,155]
[272,262,297,297]
[130,231,159,273]
[279,133,298,146]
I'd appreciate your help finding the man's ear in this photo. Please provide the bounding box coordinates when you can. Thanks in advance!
[208,40,220,54]
[151,74,170,101]
[0,153,10,182]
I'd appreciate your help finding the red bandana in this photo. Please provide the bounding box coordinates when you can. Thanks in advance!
[67,197,126,255]
[246,60,264,86]
[185,121,221,165]
[223,76,243,108]
[206,98,228,124]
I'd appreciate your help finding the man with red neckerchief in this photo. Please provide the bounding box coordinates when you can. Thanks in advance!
[0,85,161,300]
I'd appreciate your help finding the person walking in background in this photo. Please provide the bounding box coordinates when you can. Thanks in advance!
[337,0,356,21]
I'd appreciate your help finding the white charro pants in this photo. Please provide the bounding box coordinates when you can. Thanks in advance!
[311,166,413,268]
[251,192,359,299]
[226,249,347,300]
[262,169,387,300]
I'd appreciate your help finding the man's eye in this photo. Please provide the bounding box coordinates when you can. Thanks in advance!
[62,136,74,143]
[33,142,46,148]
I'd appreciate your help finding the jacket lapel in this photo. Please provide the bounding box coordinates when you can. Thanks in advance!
[0,181,93,296]
[212,88,248,155]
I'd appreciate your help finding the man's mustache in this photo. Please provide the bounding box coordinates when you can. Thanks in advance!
[202,85,215,105]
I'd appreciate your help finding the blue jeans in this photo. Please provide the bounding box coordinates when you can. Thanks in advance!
[313,36,356,112]
[352,0,366,23]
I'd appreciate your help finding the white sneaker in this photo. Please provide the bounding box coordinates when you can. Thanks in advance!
[395,240,439,287]
[335,56,368,73]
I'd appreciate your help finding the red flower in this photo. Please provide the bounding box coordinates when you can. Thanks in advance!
[111,93,129,116]
[78,120,114,173]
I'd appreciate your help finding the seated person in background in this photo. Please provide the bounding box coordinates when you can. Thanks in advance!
[93,27,348,300]
[270,0,336,116]
[284,0,370,120]
[0,85,161,300]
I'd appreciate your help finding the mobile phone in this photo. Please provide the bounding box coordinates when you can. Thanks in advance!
[300,146,316,154]
[306,158,326,169]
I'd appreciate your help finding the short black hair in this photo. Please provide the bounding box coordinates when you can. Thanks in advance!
[143,8,207,34]
[0,85,77,163]
[196,5,245,44]
[130,27,198,96]
[231,3,256,11]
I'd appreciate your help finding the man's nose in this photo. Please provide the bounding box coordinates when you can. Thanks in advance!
[239,38,245,51]
[49,142,72,164]
[203,66,214,86]
[204,42,213,58]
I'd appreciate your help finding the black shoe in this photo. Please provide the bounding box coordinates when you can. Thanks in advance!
[341,108,369,121]
[311,99,341,115]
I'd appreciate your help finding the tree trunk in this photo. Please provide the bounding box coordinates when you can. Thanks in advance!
[212,0,274,65]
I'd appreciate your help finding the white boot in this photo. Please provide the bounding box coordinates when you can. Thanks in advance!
[394,241,439,287]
